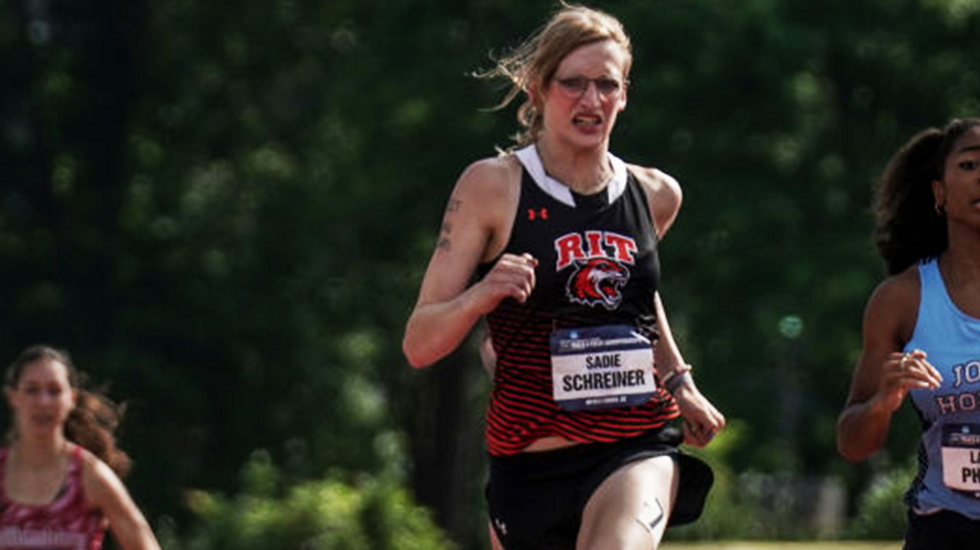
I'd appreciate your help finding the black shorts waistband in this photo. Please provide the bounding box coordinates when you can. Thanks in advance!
[489,425,684,475]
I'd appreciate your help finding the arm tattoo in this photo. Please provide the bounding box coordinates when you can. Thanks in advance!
[436,222,452,252]
[435,198,461,252]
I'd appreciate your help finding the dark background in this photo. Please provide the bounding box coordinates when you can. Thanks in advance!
[3,0,978,546]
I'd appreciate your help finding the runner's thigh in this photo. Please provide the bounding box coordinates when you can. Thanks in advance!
[577,455,678,550]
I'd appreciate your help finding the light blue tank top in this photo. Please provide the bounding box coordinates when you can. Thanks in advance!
[906,258,980,517]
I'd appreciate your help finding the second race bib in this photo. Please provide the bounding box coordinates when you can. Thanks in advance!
[941,423,980,497]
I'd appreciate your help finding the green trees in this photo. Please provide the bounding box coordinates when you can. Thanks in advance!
[2,0,980,547]
[170,451,453,550]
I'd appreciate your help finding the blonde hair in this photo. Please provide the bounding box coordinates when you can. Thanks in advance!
[477,3,632,148]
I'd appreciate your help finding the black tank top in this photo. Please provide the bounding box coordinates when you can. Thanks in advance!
[478,148,679,456]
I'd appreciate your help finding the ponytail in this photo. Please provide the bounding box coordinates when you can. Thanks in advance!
[873,127,945,275]
[65,387,131,477]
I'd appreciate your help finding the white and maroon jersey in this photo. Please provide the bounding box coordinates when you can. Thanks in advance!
[0,446,106,550]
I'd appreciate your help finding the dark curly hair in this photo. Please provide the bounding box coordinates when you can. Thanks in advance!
[873,118,980,275]
[5,345,131,477]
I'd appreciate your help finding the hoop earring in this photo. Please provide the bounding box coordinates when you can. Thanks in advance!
[935,202,946,216]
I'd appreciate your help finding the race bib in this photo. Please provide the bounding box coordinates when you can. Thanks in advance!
[550,325,655,411]
[941,423,980,497]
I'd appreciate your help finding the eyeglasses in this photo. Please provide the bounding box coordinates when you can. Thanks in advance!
[553,76,625,99]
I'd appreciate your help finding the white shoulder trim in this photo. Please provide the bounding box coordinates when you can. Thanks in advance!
[514,145,628,207]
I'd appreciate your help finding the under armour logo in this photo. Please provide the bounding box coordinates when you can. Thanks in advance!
[527,208,548,221]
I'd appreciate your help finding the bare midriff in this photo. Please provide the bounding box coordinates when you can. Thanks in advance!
[523,436,581,452]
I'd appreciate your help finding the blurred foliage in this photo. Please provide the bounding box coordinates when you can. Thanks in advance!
[846,459,917,540]
[670,420,764,540]
[163,450,452,550]
[2,0,980,546]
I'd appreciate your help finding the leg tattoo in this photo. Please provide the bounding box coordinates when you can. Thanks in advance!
[636,498,665,536]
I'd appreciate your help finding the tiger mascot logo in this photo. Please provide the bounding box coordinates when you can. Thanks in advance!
[566,257,630,310]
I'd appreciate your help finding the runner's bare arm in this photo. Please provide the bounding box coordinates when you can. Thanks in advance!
[403,156,528,368]
[627,164,682,239]
[631,164,724,446]
[653,292,725,447]
[82,456,162,550]
[837,271,940,462]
